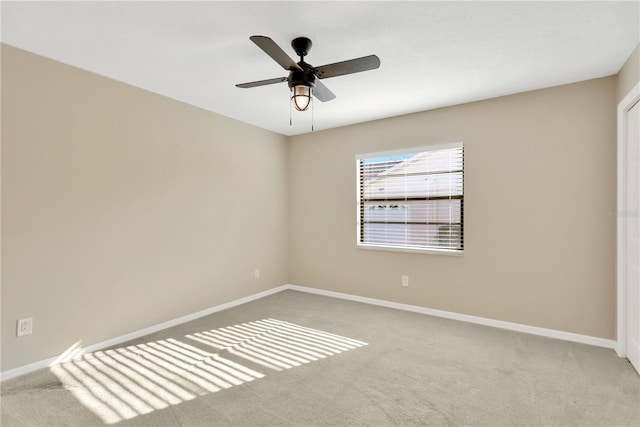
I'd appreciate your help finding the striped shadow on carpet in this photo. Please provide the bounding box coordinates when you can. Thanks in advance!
[50,318,368,424]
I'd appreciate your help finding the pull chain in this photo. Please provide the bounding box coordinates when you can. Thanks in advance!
[311,94,314,132]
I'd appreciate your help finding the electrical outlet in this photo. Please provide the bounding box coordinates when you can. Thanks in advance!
[254,268,260,279]
[17,318,33,337]
[402,275,409,287]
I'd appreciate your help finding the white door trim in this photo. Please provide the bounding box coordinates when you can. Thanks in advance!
[616,82,640,358]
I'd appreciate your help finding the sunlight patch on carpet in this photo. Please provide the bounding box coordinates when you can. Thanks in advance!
[186,318,368,371]
[50,319,367,424]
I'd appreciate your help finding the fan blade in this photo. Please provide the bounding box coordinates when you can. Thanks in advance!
[314,55,380,79]
[313,79,336,102]
[250,35,303,71]
[236,77,287,88]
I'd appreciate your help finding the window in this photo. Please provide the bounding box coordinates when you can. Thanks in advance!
[357,143,464,254]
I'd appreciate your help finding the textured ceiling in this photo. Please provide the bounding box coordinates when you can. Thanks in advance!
[2,1,639,135]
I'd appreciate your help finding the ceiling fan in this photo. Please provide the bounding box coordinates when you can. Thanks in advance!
[236,35,381,112]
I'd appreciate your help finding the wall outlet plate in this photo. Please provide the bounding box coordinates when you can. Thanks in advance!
[402,276,409,287]
[17,318,33,337]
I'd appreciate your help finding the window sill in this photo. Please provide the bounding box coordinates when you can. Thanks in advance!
[357,243,463,256]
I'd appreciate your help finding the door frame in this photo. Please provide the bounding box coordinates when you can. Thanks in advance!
[616,82,640,359]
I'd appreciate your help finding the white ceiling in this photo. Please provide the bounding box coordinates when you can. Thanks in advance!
[2,1,639,136]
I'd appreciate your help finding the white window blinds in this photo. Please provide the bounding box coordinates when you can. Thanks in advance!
[357,143,464,252]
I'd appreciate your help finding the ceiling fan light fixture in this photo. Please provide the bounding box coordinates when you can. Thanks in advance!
[292,85,312,111]
[237,35,380,117]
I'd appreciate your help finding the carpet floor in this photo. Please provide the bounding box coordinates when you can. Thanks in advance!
[1,290,639,426]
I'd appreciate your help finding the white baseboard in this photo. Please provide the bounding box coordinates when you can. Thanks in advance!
[1,283,616,382]
[286,284,616,349]
[0,285,289,382]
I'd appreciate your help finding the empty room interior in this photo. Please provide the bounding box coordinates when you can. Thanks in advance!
[1,1,640,426]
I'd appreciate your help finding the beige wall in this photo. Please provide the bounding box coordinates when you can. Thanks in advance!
[288,77,617,340]
[1,45,289,371]
[1,42,628,374]
[617,43,640,102]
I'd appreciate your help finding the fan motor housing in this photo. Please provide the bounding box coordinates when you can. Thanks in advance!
[288,62,316,89]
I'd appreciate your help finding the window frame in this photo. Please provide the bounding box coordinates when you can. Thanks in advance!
[356,142,464,256]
